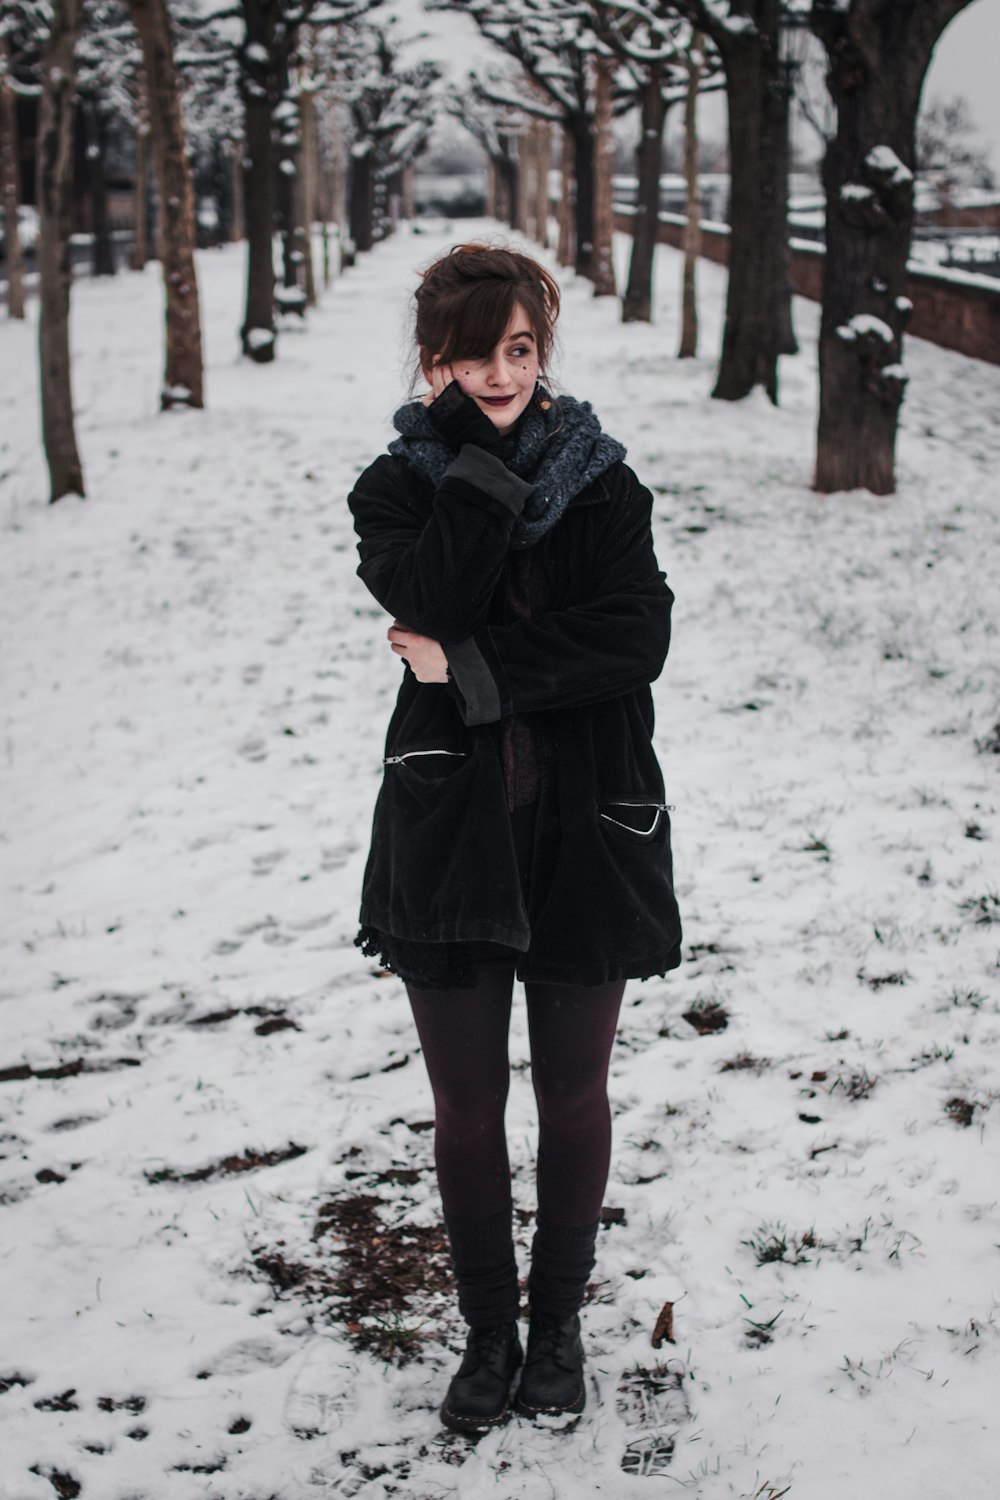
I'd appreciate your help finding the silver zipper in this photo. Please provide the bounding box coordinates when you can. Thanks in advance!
[383,749,469,766]
[599,800,672,837]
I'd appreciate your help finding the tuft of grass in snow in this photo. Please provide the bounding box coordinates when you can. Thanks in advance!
[741,1223,824,1267]
[681,996,730,1034]
[829,1068,879,1101]
[720,1050,771,1074]
[354,1311,429,1366]
[28,1467,81,1499]
[857,967,911,991]
[974,720,1000,755]
[957,890,1000,925]
[743,1310,783,1347]
[944,1094,995,1128]
[938,985,991,1012]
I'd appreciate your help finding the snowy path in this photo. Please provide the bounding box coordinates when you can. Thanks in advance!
[1,222,999,1499]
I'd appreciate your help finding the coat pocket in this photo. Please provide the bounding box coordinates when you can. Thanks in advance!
[383,747,470,780]
[598,797,671,841]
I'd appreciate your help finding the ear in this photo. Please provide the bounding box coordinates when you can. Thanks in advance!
[419,347,436,384]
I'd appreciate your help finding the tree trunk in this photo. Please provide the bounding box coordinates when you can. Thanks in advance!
[130,77,150,270]
[533,119,550,248]
[241,89,276,356]
[126,0,204,407]
[349,144,375,252]
[238,4,278,360]
[810,0,973,494]
[36,0,85,501]
[277,155,296,288]
[622,63,667,323]
[230,139,245,242]
[1,33,27,320]
[514,127,530,233]
[591,55,616,297]
[497,129,519,230]
[569,113,595,280]
[557,126,574,267]
[299,85,317,306]
[83,97,116,276]
[276,60,302,294]
[328,96,346,233]
[712,5,788,404]
[678,36,702,358]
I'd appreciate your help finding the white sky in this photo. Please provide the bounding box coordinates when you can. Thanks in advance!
[390,0,1000,178]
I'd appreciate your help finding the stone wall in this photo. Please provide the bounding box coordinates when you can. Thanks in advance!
[615,209,1000,366]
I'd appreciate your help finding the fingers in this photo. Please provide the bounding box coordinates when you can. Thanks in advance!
[388,623,415,658]
[427,362,454,401]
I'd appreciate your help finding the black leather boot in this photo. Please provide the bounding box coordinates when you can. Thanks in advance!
[440,1321,523,1434]
[514,1309,586,1419]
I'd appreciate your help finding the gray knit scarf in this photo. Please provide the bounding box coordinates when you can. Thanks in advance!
[388,385,626,550]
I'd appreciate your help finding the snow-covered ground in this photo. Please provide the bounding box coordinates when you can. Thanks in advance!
[1,221,998,1500]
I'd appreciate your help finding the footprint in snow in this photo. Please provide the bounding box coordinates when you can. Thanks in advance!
[252,848,288,875]
[195,1336,295,1380]
[283,1337,357,1440]
[319,842,357,872]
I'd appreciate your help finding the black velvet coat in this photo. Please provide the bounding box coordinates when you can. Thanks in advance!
[347,440,683,985]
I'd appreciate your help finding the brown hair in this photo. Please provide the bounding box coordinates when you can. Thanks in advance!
[413,242,560,380]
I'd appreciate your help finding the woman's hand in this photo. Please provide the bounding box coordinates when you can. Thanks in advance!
[388,621,450,683]
[422,361,457,406]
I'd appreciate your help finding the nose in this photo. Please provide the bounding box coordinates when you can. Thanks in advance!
[484,351,510,387]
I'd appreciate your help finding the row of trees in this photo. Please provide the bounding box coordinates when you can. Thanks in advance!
[1,0,979,505]
[1,0,443,501]
[435,0,976,495]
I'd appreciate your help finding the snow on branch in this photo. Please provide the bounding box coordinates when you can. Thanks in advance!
[865,145,914,187]
[835,313,895,344]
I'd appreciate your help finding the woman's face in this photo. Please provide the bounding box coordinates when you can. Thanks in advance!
[430,303,541,434]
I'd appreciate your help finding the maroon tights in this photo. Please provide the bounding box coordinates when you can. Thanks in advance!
[405,963,626,1228]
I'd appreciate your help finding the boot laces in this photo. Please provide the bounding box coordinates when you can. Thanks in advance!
[529,1313,577,1370]
[467,1322,513,1369]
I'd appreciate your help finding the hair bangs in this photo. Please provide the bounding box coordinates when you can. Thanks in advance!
[433,281,518,367]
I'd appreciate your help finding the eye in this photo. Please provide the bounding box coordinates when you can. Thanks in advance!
[509,344,534,359]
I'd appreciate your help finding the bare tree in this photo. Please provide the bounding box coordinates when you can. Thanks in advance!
[590,48,616,295]
[678,28,703,357]
[339,23,439,252]
[583,2,721,325]
[556,123,574,265]
[125,0,204,407]
[531,115,551,246]
[76,0,139,278]
[809,0,976,495]
[917,94,996,191]
[298,61,320,306]
[36,0,85,500]
[437,0,600,280]
[129,67,150,269]
[445,73,538,232]
[669,0,800,402]
[0,27,27,319]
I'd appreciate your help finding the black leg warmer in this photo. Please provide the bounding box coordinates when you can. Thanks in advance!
[444,1202,521,1329]
[527,1217,600,1319]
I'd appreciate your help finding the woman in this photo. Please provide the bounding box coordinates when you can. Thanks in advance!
[348,243,681,1435]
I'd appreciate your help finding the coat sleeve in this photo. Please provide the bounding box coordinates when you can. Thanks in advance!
[444,466,673,724]
[348,446,533,641]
